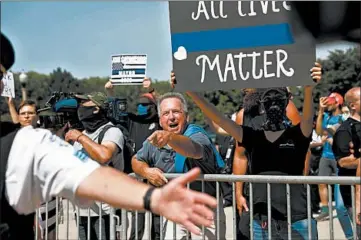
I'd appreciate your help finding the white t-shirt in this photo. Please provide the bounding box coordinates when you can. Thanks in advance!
[311,130,322,144]
[5,126,100,215]
[73,122,124,171]
[72,122,124,216]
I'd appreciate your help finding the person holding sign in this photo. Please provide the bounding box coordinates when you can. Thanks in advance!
[171,62,322,239]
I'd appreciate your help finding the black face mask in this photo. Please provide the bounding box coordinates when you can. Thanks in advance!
[260,91,288,131]
[77,106,108,133]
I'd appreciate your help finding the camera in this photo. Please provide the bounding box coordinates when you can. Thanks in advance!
[40,93,131,135]
[38,92,83,130]
[106,97,130,135]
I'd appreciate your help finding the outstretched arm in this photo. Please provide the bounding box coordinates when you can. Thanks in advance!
[186,91,244,144]
[77,167,216,234]
[8,127,217,236]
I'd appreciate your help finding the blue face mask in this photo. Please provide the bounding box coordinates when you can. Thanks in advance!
[137,104,148,116]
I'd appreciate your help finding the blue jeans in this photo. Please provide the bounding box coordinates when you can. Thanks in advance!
[253,218,318,240]
[334,184,355,239]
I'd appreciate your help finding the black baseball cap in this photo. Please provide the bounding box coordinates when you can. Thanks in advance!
[1,33,15,71]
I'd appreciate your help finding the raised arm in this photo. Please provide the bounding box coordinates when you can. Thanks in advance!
[7,97,19,124]
[300,62,322,137]
[104,80,115,97]
[186,91,244,144]
[286,100,302,125]
[205,117,230,136]
[315,97,328,136]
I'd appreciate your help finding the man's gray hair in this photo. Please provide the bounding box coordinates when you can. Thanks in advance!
[157,92,188,116]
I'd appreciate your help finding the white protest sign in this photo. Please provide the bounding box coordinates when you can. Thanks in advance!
[110,54,147,85]
[1,71,15,98]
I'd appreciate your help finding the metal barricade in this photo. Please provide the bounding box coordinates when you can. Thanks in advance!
[36,174,359,240]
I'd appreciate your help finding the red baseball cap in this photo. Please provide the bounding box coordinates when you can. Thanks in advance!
[327,92,344,105]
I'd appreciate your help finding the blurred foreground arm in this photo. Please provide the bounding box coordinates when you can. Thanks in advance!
[77,167,216,234]
[7,127,216,235]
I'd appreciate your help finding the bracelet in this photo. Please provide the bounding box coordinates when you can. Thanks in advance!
[143,187,156,212]
[76,134,84,142]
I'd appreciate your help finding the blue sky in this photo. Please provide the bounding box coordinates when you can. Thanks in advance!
[1,1,358,81]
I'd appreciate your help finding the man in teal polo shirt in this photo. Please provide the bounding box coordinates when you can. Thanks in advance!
[132,92,226,240]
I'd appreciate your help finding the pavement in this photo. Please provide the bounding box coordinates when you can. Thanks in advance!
[55,199,351,240]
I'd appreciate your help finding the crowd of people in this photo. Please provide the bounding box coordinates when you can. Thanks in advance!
[0,32,218,240]
[1,29,360,240]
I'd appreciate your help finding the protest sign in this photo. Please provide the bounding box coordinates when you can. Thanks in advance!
[110,54,147,85]
[1,71,15,98]
[169,1,316,92]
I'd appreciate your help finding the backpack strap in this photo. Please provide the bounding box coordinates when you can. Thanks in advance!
[97,125,116,144]
[174,124,225,173]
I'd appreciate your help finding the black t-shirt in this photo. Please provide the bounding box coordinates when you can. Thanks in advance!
[332,118,360,208]
[239,124,311,221]
[215,134,234,159]
[129,118,161,153]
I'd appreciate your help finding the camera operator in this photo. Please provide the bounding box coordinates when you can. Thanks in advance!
[64,92,125,240]
[332,86,361,237]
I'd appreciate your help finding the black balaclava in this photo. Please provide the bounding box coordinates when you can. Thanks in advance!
[260,88,289,131]
[77,106,108,133]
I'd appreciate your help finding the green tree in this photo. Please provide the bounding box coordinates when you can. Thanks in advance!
[292,47,360,113]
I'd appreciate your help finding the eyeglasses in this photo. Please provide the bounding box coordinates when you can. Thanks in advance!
[19,111,36,116]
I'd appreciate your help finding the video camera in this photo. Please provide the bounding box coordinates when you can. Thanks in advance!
[38,91,83,130]
[39,92,130,132]
[106,96,129,126]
